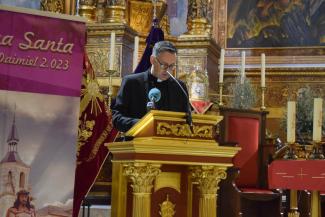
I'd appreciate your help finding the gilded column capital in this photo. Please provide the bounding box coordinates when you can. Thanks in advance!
[123,163,161,193]
[190,165,227,195]
[190,166,227,217]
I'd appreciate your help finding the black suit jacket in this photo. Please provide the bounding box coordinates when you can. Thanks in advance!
[112,69,189,132]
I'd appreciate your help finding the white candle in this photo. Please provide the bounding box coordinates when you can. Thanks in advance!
[261,53,266,87]
[132,36,139,71]
[313,98,323,142]
[287,101,296,143]
[219,49,225,83]
[109,32,116,70]
[240,51,245,84]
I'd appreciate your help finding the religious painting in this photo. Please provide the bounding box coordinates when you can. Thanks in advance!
[0,6,85,217]
[226,0,325,48]
[0,90,79,217]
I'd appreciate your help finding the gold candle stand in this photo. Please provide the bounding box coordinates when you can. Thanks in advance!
[308,141,324,159]
[283,142,298,160]
[261,86,266,110]
[218,82,224,107]
[106,69,116,110]
[288,190,300,217]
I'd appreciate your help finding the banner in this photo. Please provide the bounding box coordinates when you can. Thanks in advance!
[73,54,118,217]
[0,5,86,217]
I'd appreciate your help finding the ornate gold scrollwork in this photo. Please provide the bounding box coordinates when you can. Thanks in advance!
[190,165,227,194]
[157,122,213,139]
[87,48,121,77]
[159,195,176,217]
[123,163,161,193]
[187,0,213,35]
[40,0,64,13]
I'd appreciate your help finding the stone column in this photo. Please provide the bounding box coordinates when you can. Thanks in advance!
[190,165,227,217]
[123,163,161,217]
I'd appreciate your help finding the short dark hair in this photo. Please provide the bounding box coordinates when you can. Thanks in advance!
[152,41,177,57]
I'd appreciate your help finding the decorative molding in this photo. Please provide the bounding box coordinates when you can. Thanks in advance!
[87,46,122,78]
[156,122,213,139]
[190,165,227,195]
[123,163,161,193]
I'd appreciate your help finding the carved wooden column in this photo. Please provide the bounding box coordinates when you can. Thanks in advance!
[190,165,227,217]
[123,163,161,217]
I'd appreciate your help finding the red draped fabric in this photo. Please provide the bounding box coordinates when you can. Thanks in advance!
[268,160,325,191]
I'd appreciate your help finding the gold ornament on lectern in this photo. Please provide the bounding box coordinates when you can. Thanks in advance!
[159,195,176,217]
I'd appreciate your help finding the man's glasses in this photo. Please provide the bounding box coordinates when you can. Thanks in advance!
[155,57,176,71]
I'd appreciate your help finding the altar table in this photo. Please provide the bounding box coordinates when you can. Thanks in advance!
[268,160,325,217]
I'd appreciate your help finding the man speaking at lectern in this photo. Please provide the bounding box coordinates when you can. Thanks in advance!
[112,41,189,132]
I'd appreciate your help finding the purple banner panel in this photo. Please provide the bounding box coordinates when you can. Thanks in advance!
[0,6,86,97]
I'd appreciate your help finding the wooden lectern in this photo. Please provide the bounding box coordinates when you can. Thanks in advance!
[106,110,240,217]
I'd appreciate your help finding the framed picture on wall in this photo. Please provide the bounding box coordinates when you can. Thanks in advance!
[226,0,325,48]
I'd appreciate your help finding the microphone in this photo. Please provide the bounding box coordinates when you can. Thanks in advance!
[165,70,194,132]
[147,88,161,111]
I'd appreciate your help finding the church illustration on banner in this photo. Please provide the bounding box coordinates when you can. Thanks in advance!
[0,112,32,217]
[0,111,72,217]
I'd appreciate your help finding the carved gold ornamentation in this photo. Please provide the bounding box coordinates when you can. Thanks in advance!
[161,14,171,35]
[123,163,161,217]
[157,122,213,139]
[95,0,107,23]
[77,119,95,158]
[87,47,121,77]
[190,165,227,217]
[187,67,209,101]
[128,0,166,35]
[187,0,212,35]
[40,0,64,13]
[159,195,176,217]
[78,0,96,21]
[178,56,206,79]
[188,18,211,36]
[104,5,126,23]
[123,163,161,193]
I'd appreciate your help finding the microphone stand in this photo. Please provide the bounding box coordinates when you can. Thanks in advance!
[166,70,194,133]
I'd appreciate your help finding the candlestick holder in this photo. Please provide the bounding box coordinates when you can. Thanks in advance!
[260,86,266,110]
[106,69,116,110]
[308,141,324,159]
[218,82,224,107]
[283,142,298,160]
